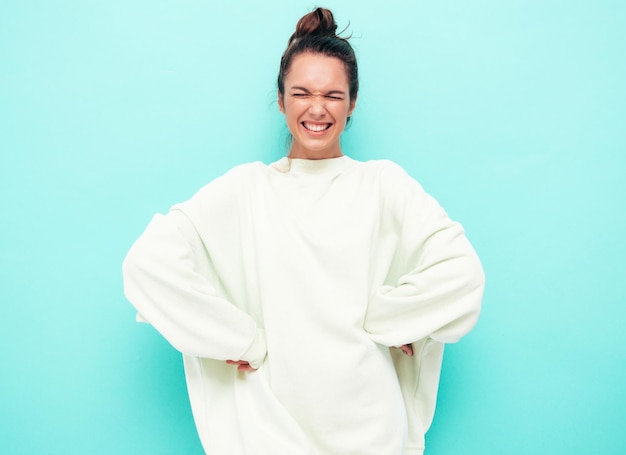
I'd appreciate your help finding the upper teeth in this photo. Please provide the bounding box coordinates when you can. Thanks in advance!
[304,122,329,132]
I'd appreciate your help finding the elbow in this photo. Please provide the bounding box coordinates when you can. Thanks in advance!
[458,262,485,340]
[462,247,485,308]
[469,257,486,307]
[121,237,156,293]
[474,254,486,307]
[121,247,151,317]
[434,257,485,344]
[432,297,482,344]
[121,249,140,296]
[121,251,134,283]
[464,255,486,325]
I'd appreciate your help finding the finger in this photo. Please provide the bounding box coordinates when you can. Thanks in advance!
[226,360,257,372]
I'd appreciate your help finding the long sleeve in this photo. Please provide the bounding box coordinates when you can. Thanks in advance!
[122,209,266,367]
[364,164,485,346]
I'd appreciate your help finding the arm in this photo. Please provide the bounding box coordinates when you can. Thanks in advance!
[364,165,485,346]
[122,209,266,368]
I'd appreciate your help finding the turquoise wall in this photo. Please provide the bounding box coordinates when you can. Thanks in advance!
[1,1,624,453]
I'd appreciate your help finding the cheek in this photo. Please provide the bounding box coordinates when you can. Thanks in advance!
[335,104,353,120]
[283,101,305,119]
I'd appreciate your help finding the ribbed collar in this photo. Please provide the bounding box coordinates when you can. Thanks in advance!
[270,155,355,175]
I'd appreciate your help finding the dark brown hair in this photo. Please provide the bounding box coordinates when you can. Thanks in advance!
[277,8,358,101]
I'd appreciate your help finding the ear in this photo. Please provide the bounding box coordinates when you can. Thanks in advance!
[278,91,285,114]
[348,96,357,117]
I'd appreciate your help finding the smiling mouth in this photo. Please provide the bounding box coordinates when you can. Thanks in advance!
[302,122,331,132]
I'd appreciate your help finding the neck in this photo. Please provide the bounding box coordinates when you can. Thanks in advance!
[288,144,344,160]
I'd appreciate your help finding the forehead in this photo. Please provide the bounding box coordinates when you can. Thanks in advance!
[285,53,349,90]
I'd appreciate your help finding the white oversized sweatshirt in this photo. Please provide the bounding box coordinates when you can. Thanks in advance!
[123,156,484,455]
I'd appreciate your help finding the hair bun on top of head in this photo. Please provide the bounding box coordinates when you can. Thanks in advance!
[288,7,338,44]
[278,7,358,101]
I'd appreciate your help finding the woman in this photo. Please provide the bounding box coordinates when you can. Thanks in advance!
[123,8,484,455]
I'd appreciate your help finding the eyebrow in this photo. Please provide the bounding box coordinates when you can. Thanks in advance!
[290,86,347,96]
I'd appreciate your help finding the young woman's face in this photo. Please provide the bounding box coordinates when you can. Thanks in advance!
[279,53,356,159]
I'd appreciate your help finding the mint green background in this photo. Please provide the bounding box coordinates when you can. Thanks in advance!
[1,1,624,453]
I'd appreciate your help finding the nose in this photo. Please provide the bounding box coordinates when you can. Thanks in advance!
[308,96,327,116]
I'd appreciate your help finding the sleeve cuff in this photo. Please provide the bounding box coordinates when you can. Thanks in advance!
[240,328,267,369]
